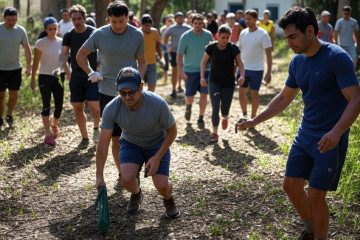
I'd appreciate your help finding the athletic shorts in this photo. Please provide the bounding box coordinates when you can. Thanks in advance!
[285,129,349,191]
[340,45,357,59]
[170,52,177,67]
[69,75,99,102]
[0,68,22,91]
[100,93,121,137]
[143,63,157,86]
[184,71,209,97]
[240,70,263,91]
[119,138,170,176]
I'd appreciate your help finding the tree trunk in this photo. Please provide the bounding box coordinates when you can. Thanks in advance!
[41,0,66,20]
[140,0,148,17]
[150,0,168,29]
[94,0,112,28]
[13,0,20,11]
[27,0,30,16]
[66,0,71,9]
[337,0,351,20]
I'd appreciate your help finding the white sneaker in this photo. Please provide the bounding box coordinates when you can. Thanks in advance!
[93,128,100,143]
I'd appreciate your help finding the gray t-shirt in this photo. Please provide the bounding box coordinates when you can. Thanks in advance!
[318,21,333,42]
[101,91,175,147]
[334,17,359,46]
[164,24,190,52]
[0,23,29,70]
[83,24,144,96]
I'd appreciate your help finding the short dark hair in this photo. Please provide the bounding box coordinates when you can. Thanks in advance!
[3,7,18,17]
[107,0,129,17]
[343,6,352,12]
[218,24,232,35]
[278,6,319,35]
[141,14,153,25]
[60,8,69,14]
[191,13,204,23]
[69,4,86,19]
[245,9,258,19]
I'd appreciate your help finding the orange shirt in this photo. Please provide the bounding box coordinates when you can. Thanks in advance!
[144,28,161,65]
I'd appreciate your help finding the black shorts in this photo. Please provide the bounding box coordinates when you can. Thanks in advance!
[69,75,99,102]
[170,52,177,67]
[0,68,22,91]
[100,93,122,137]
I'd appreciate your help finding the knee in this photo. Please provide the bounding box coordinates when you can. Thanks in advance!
[121,173,135,186]
[282,178,296,195]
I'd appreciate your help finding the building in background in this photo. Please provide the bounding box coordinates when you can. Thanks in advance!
[214,0,300,34]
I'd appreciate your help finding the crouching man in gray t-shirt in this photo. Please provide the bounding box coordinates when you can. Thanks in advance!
[95,67,181,219]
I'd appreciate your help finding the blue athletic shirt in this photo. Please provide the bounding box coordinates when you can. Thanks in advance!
[285,42,359,137]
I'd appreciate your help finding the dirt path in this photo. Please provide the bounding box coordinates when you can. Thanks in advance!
[0,60,359,239]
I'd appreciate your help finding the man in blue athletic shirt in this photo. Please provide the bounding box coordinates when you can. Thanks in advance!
[237,6,360,240]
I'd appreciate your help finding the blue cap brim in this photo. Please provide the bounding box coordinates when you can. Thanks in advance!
[117,82,139,91]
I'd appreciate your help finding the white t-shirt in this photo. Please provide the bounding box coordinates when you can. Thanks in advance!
[58,20,73,37]
[238,27,271,71]
[34,37,62,75]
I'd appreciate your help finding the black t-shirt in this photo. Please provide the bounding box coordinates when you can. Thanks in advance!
[62,26,97,77]
[207,21,218,35]
[205,41,240,87]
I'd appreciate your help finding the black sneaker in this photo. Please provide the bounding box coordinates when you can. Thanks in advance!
[170,90,176,98]
[163,196,181,219]
[197,118,205,129]
[177,87,184,93]
[6,116,13,127]
[127,188,143,214]
[298,231,314,240]
[0,118,3,128]
[77,138,89,149]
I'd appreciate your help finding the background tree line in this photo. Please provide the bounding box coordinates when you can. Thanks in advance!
[2,0,358,30]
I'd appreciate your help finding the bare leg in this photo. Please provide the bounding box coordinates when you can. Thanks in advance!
[152,174,173,199]
[112,136,121,174]
[199,93,208,116]
[239,87,247,115]
[0,91,5,118]
[71,102,88,139]
[87,101,100,129]
[250,90,259,118]
[308,186,329,239]
[42,116,51,137]
[171,66,177,92]
[120,163,140,194]
[7,90,19,116]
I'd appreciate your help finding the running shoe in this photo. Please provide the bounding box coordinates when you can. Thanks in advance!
[6,116,13,128]
[297,231,314,240]
[210,133,219,143]
[44,136,56,145]
[127,188,143,214]
[163,196,181,219]
[77,138,89,149]
[93,128,100,143]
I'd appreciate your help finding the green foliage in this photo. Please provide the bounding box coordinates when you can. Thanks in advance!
[70,0,94,14]
[0,0,6,14]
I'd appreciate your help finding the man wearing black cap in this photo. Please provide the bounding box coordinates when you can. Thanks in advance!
[164,11,190,98]
[95,67,180,219]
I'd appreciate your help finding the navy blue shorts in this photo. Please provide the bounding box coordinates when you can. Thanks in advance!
[285,130,349,191]
[0,68,22,91]
[119,138,170,176]
[184,71,209,97]
[100,93,121,137]
[170,52,177,67]
[240,70,263,91]
[69,76,99,102]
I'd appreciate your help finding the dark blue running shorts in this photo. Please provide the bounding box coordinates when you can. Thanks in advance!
[119,138,170,176]
[69,76,99,102]
[285,129,349,191]
[240,70,263,91]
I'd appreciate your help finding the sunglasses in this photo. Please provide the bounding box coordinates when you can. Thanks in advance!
[119,89,138,97]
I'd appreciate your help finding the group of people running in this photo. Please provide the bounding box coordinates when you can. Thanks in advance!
[1,1,360,240]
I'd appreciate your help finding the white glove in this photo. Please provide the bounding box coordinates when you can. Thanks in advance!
[88,71,103,83]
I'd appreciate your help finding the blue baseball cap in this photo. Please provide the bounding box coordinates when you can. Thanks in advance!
[43,17,57,28]
[116,67,141,91]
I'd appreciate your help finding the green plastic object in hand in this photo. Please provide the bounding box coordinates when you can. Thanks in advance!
[94,186,109,233]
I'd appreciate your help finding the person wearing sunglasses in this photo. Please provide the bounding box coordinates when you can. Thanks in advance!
[95,67,180,219]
